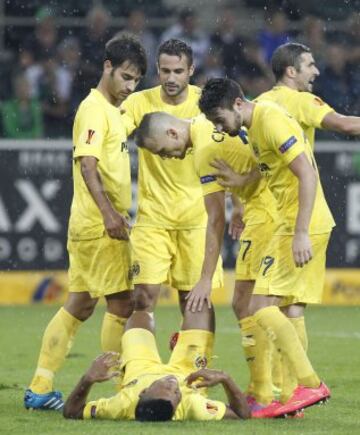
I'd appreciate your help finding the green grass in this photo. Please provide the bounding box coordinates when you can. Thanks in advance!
[0,305,359,434]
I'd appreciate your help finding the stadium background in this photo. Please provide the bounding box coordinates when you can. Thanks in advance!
[0,0,359,305]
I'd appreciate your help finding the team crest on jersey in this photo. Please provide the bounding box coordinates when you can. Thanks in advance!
[313,96,325,106]
[128,262,140,280]
[86,129,95,144]
[206,402,219,414]
[211,128,225,143]
[194,355,208,369]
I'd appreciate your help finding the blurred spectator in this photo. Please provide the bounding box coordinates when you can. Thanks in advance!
[299,15,327,68]
[123,9,158,86]
[240,67,273,99]
[77,5,112,101]
[22,6,60,63]
[161,8,210,70]
[314,42,353,115]
[193,48,225,87]
[210,8,245,79]
[1,74,43,139]
[258,9,291,63]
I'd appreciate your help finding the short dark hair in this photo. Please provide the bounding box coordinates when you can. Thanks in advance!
[199,78,245,118]
[271,43,311,81]
[104,33,147,75]
[135,398,174,422]
[157,39,193,67]
[134,112,153,149]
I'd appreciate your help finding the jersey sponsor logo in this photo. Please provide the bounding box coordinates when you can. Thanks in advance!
[85,129,95,144]
[194,355,208,369]
[200,175,217,184]
[258,162,270,173]
[206,402,219,414]
[279,136,297,154]
[121,142,129,152]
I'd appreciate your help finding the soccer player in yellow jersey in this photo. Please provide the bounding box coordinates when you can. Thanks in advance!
[121,39,222,316]
[198,78,333,417]
[63,306,252,422]
[24,35,147,411]
[134,112,281,415]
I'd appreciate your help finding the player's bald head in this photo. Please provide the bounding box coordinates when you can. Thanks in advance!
[135,112,177,148]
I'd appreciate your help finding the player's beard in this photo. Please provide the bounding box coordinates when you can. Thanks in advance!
[163,82,187,97]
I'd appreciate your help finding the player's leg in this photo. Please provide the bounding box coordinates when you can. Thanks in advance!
[131,226,173,313]
[25,291,98,410]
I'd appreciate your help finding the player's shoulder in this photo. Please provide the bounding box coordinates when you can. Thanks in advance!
[125,85,162,104]
[76,91,106,118]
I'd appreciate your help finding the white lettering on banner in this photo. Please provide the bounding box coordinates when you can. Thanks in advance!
[43,238,63,262]
[0,238,11,260]
[0,198,11,231]
[14,180,61,232]
[17,237,37,262]
[346,239,360,264]
[347,183,360,235]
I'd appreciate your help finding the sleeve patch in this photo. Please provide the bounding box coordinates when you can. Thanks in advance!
[206,402,219,414]
[200,175,217,184]
[90,405,97,418]
[85,129,96,144]
[313,96,325,106]
[279,136,297,153]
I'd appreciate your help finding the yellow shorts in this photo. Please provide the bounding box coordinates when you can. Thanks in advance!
[253,233,331,304]
[67,233,133,298]
[122,328,214,384]
[235,218,276,281]
[130,226,223,290]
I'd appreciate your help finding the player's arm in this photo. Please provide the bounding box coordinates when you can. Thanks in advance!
[210,158,261,189]
[186,369,251,419]
[79,156,130,240]
[321,111,360,136]
[186,191,225,312]
[229,193,245,240]
[63,352,121,419]
[288,153,318,267]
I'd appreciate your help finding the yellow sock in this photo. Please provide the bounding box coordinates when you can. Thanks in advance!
[240,316,273,405]
[101,312,127,390]
[280,316,309,403]
[29,307,82,394]
[101,312,127,354]
[254,306,320,388]
[270,342,282,391]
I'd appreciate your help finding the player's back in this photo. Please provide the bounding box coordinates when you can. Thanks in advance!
[69,89,131,240]
[190,116,277,225]
[122,85,207,229]
[256,85,333,148]
[249,100,335,235]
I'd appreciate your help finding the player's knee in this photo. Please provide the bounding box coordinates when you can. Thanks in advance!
[70,301,96,321]
[232,296,249,320]
[133,286,156,311]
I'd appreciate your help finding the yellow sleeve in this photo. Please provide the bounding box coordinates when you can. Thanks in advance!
[121,93,138,136]
[73,104,107,160]
[185,394,227,420]
[83,393,131,420]
[265,113,306,165]
[196,144,225,196]
[296,92,334,129]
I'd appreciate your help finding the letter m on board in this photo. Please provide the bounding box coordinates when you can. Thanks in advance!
[86,129,95,144]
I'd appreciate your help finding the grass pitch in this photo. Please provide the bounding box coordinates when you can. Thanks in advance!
[0,304,359,434]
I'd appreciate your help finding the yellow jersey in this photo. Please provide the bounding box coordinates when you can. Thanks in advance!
[248,101,335,235]
[121,85,207,229]
[83,372,226,421]
[190,116,277,226]
[68,89,131,240]
[255,85,334,148]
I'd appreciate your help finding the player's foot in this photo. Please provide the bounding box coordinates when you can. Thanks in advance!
[273,382,330,417]
[24,389,64,411]
[250,400,282,418]
[169,331,179,351]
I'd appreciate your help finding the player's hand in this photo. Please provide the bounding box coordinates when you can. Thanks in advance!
[185,278,212,312]
[210,159,245,188]
[292,232,313,267]
[103,209,131,240]
[186,369,227,388]
[229,207,245,240]
[85,352,122,383]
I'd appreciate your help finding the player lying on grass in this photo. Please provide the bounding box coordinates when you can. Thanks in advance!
[134,112,284,418]
[63,305,251,421]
